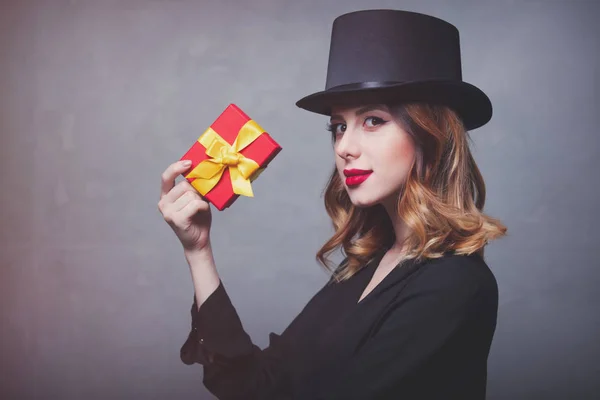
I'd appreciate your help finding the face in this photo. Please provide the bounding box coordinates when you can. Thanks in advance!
[329,104,416,210]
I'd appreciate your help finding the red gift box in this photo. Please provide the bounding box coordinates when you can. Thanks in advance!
[180,104,282,211]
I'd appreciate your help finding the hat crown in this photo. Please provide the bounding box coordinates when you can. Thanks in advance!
[325,10,463,90]
[295,9,492,131]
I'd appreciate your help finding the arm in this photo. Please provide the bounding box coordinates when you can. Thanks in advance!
[179,248,294,400]
[314,257,496,400]
[184,248,221,310]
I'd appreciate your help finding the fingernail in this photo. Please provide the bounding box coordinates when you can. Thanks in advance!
[182,160,192,166]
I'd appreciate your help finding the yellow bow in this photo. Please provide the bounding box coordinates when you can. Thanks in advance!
[185,119,264,197]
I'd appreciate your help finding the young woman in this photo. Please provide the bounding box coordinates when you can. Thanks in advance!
[158,9,507,400]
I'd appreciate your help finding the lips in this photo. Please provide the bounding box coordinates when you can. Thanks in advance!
[343,169,373,177]
[343,169,373,186]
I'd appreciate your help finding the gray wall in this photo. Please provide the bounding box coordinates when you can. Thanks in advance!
[1,0,598,399]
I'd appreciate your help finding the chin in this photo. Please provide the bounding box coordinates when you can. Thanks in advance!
[346,187,401,210]
[347,195,382,209]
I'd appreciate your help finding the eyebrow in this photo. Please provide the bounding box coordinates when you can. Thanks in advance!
[330,105,389,121]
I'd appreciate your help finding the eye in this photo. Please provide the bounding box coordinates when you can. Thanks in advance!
[326,122,346,136]
[364,116,387,128]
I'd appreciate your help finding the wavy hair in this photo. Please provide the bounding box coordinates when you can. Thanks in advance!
[316,102,507,282]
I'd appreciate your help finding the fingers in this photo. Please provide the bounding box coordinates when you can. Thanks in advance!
[160,160,192,198]
[162,179,195,208]
[178,196,210,221]
[164,194,209,228]
[158,163,210,219]
[159,180,195,215]
[171,189,204,213]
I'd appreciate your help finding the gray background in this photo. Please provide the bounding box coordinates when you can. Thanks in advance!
[1,0,598,399]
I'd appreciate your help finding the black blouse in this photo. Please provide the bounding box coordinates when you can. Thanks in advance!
[180,251,499,400]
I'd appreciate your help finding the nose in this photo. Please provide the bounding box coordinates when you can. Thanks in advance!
[334,126,361,160]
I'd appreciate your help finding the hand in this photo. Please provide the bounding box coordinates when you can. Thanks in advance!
[158,160,212,252]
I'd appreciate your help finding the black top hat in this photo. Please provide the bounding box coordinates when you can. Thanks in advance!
[295,9,492,131]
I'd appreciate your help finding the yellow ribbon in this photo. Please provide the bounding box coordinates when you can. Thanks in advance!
[185,119,265,197]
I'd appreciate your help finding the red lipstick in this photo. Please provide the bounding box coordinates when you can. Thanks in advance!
[343,169,373,186]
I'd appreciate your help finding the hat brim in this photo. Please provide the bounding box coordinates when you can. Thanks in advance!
[295,80,492,131]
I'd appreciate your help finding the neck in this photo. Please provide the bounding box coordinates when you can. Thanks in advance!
[381,196,410,253]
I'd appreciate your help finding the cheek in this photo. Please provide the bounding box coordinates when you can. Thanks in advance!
[400,141,416,163]
[378,139,415,172]
[335,157,343,172]
[335,158,346,180]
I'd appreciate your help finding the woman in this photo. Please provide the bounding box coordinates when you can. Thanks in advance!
[158,10,507,400]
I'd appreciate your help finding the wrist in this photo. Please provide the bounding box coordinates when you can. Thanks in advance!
[184,246,215,268]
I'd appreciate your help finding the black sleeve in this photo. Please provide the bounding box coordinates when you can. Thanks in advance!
[179,280,293,400]
[313,260,490,400]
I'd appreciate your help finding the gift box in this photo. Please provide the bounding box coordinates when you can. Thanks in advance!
[180,104,282,211]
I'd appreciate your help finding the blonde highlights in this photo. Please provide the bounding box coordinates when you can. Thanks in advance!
[316,103,507,282]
